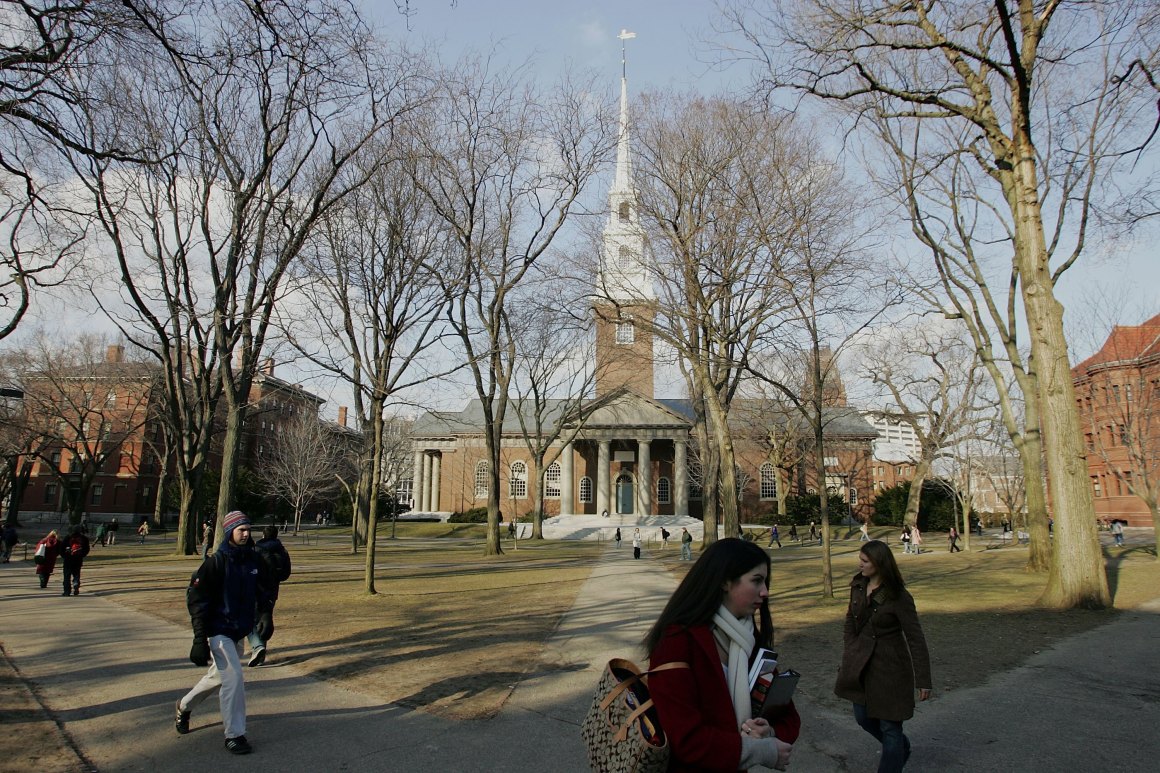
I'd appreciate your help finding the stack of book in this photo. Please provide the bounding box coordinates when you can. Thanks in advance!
[748,648,800,719]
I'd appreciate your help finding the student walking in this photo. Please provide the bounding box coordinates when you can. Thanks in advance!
[768,524,782,548]
[680,527,694,561]
[632,528,642,559]
[33,530,61,589]
[1111,519,1125,546]
[860,521,871,542]
[948,527,962,553]
[835,540,932,772]
[246,525,291,667]
[60,526,91,596]
[1,523,17,563]
[176,510,275,755]
[614,527,621,549]
[137,520,150,543]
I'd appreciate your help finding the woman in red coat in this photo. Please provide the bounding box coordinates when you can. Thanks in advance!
[644,538,794,772]
[34,530,61,589]
[834,540,932,772]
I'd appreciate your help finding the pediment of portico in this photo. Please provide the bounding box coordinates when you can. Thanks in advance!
[573,391,692,438]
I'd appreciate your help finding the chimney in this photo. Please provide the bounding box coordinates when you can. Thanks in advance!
[262,357,275,376]
[338,406,347,427]
[106,345,124,363]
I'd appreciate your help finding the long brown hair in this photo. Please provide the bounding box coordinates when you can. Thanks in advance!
[643,538,773,654]
[859,539,906,596]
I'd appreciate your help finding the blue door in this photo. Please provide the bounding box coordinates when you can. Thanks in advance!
[616,474,634,514]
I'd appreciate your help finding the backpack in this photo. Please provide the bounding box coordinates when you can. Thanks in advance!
[66,535,86,559]
[258,542,292,583]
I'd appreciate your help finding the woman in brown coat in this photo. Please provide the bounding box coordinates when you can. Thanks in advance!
[834,540,931,772]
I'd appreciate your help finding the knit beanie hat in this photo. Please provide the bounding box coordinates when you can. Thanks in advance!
[222,510,250,535]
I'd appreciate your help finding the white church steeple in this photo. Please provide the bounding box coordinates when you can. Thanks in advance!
[599,30,652,303]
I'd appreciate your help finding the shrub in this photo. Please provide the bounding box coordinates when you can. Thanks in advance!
[783,493,848,525]
[872,480,956,532]
[448,507,489,523]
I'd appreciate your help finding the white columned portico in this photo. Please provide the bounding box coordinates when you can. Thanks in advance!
[636,438,652,516]
[560,442,575,515]
[597,440,611,515]
[674,439,688,517]
[421,453,433,511]
[412,450,425,510]
[430,453,441,512]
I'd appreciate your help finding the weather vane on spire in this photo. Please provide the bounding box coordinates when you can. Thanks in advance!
[618,29,636,80]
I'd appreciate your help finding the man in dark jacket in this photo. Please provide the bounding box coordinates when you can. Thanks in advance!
[175,510,275,755]
[60,525,91,596]
[246,525,291,667]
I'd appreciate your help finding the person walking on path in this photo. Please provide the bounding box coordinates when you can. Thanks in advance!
[900,526,912,555]
[137,520,150,543]
[835,540,932,773]
[94,522,107,547]
[660,527,670,549]
[1111,519,1125,546]
[176,510,275,755]
[1,523,17,563]
[614,527,621,549]
[679,527,694,561]
[201,519,214,559]
[947,527,962,553]
[768,524,781,548]
[247,525,292,667]
[808,521,818,543]
[33,530,61,588]
[860,521,871,542]
[911,526,923,555]
[788,523,798,542]
[106,518,119,545]
[60,525,91,596]
[632,528,642,559]
[644,538,795,772]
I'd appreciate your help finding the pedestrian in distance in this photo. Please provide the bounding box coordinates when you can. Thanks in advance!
[911,526,923,555]
[768,524,781,549]
[201,519,214,559]
[835,540,932,773]
[900,525,912,555]
[644,538,796,772]
[680,527,694,561]
[246,525,291,667]
[94,522,107,547]
[107,517,119,545]
[137,520,150,543]
[176,510,276,755]
[1111,519,1125,546]
[808,521,818,543]
[947,527,962,553]
[661,527,670,549]
[60,525,91,596]
[33,530,61,588]
[614,527,621,549]
[788,523,798,542]
[508,519,516,538]
[1,523,18,563]
[632,528,642,559]
[860,521,871,542]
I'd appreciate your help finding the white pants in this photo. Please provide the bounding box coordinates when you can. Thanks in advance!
[180,635,246,738]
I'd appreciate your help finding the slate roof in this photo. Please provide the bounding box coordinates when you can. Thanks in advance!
[1073,312,1160,374]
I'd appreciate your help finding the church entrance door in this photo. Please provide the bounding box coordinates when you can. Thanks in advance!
[616,473,634,515]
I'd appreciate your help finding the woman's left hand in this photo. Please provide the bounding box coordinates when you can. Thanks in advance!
[917,688,932,702]
[741,717,773,738]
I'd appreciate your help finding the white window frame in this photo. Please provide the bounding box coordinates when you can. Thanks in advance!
[509,461,528,499]
[545,462,561,499]
[760,462,777,500]
[474,461,489,499]
[579,476,593,504]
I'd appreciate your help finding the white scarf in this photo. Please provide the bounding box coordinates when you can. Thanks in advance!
[712,606,755,730]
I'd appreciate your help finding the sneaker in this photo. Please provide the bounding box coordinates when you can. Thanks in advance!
[61,590,71,596]
[225,736,252,755]
[247,647,266,667]
[175,701,191,735]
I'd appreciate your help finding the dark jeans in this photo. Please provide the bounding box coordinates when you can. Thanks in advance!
[853,703,910,772]
[62,560,82,593]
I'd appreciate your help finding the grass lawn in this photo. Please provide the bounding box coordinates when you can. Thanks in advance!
[71,524,1160,721]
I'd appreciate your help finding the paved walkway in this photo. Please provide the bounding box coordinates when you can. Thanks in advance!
[2,545,1159,772]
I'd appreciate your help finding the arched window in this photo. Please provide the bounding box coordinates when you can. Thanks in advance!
[509,460,528,499]
[579,476,593,503]
[616,317,635,344]
[545,462,561,498]
[617,244,633,268]
[849,488,858,505]
[474,461,489,498]
[618,201,631,222]
[657,476,671,505]
[689,460,703,500]
[760,462,777,500]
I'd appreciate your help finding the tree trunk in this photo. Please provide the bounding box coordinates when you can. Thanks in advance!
[484,429,504,556]
[1019,428,1051,572]
[531,453,545,540]
[1009,160,1108,608]
[706,395,740,537]
[815,422,833,599]
[213,401,245,550]
[776,465,788,520]
[364,411,385,594]
[903,459,930,528]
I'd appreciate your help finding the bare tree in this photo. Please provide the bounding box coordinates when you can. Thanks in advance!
[410,59,613,556]
[284,147,449,591]
[71,0,422,552]
[259,409,339,533]
[10,334,154,524]
[859,321,991,529]
[719,0,1157,607]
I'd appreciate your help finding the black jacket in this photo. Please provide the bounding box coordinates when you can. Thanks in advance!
[187,539,275,641]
